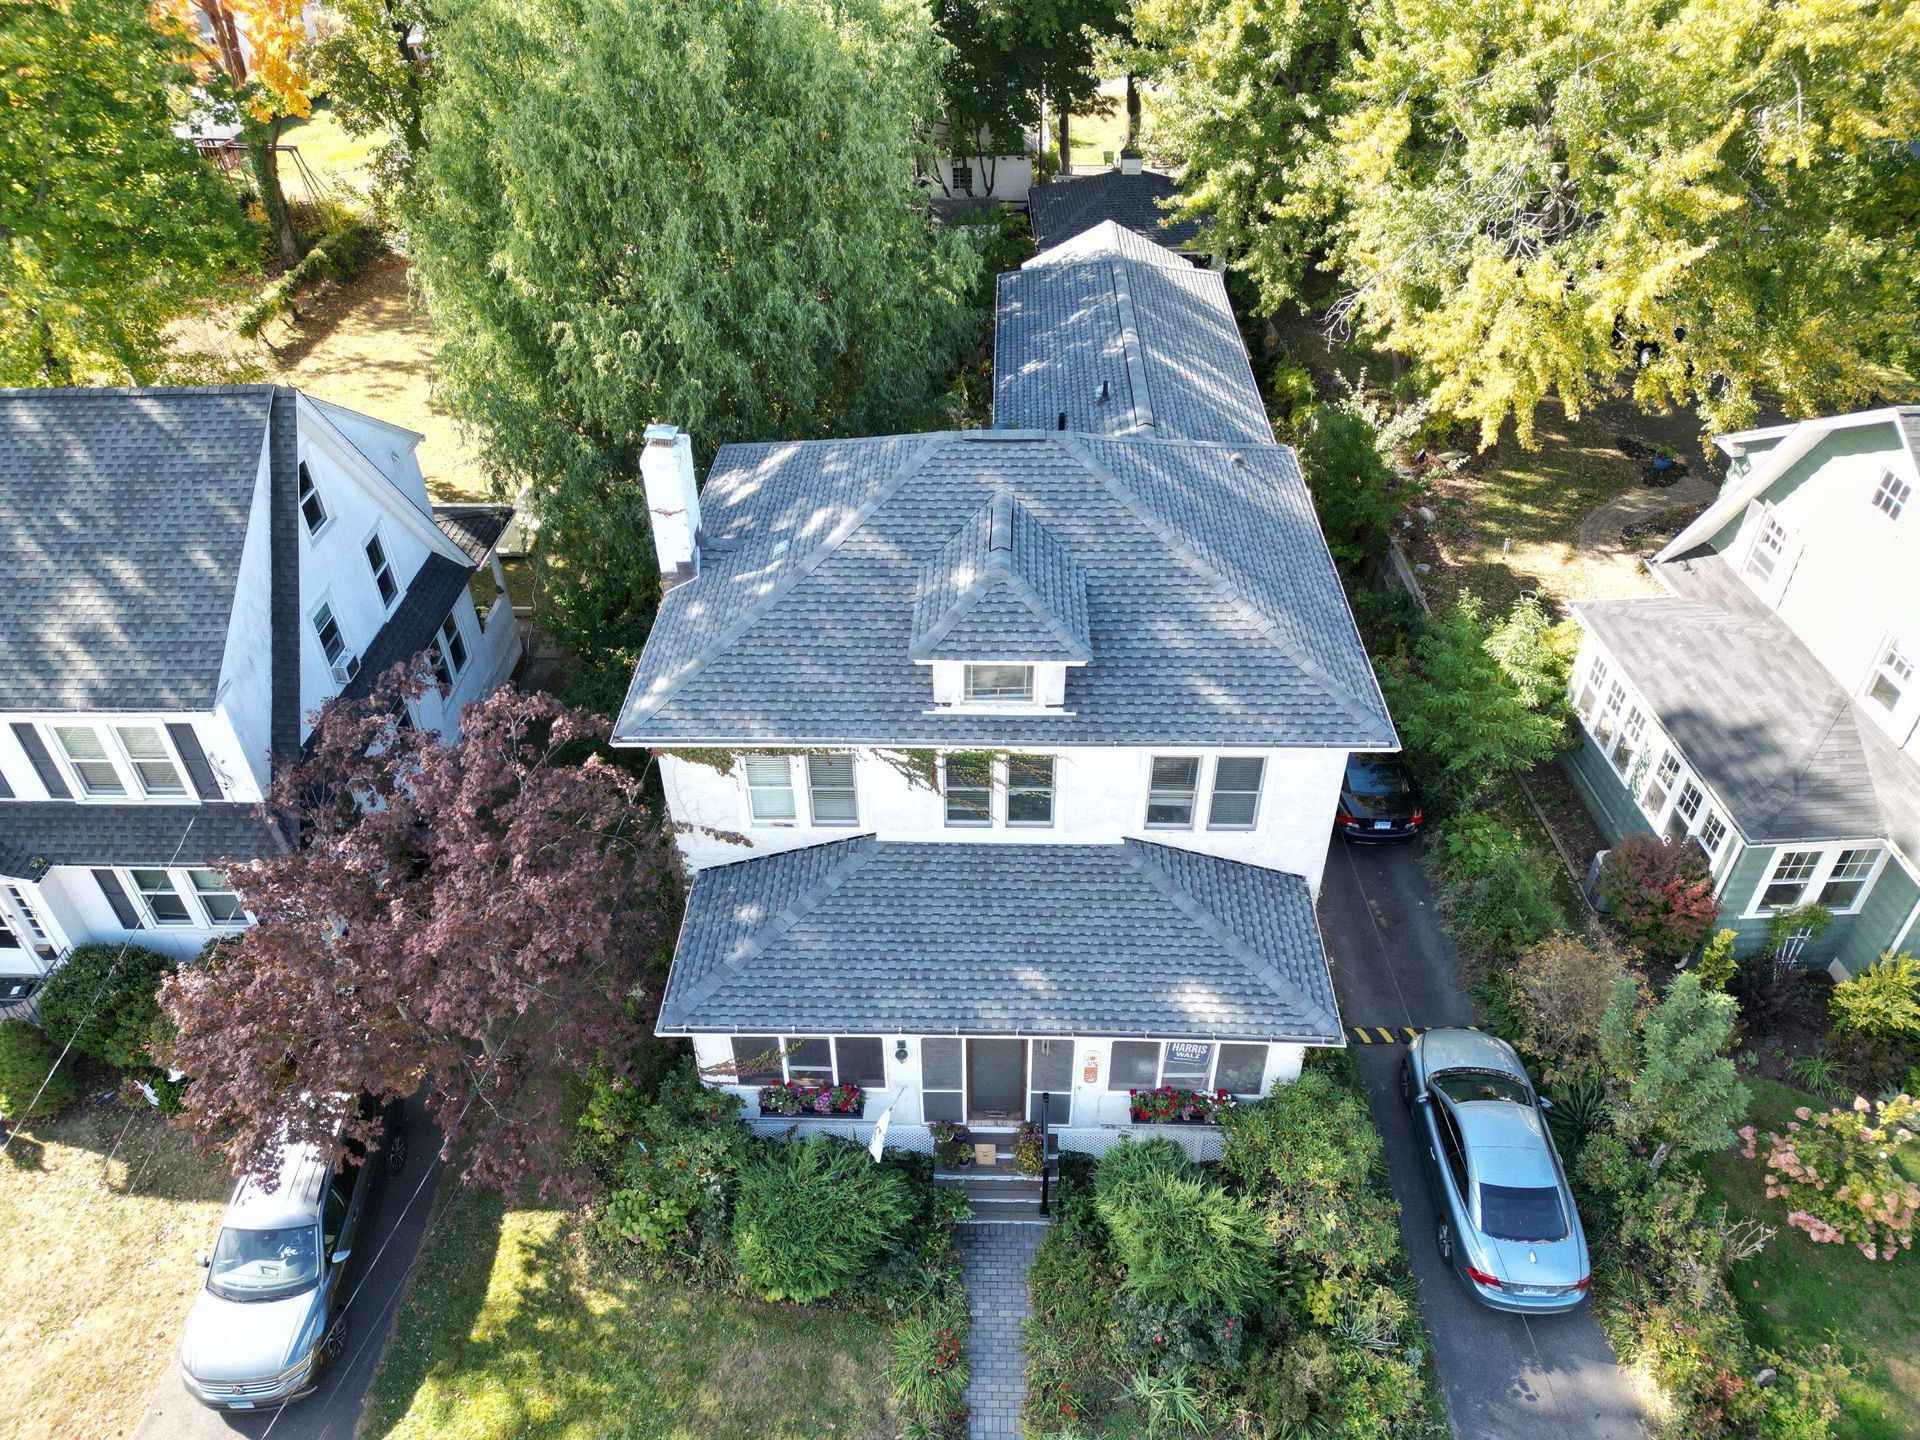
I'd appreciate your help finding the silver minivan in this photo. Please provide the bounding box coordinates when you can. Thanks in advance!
[179,1096,404,1409]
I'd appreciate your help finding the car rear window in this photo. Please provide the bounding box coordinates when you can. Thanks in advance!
[1479,1183,1568,1242]
[1432,1070,1532,1106]
[1346,759,1411,796]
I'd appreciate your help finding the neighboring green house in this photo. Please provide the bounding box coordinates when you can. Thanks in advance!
[1565,407,1920,974]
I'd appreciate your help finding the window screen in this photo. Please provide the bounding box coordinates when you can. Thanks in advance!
[1215,1043,1268,1094]
[807,753,858,826]
[1161,1041,1213,1086]
[730,1036,782,1083]
[743,756,797,824]
[921,1038,964,1122]
[1028,1038,1074,1124]
[54,727,124,796]
[786,1036,833,1080]
[835,1036,886,1087]
[1207,758,1264,829]
[1110,1040,1160,1090]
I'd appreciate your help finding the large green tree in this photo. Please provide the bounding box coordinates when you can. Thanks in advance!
[935,0,1124,175]
[1131,0,1354,306]
[0,0,252,384]
[303,0,436,203]
[408,0,980,709]
[1328,0,1920,443]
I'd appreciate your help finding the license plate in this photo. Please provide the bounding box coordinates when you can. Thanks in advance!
[1507,1284,1559,1297]
[228,1402,255,1411]
[1374,820,1393,831]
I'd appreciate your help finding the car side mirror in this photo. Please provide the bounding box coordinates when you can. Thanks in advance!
[331,1249,351,1266]
[1538,1097,1555,1112]
[196,1252,210,1269]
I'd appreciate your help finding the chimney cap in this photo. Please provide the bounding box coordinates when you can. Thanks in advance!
[644,422,683,444]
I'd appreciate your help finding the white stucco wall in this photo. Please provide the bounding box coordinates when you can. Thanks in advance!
[660,745,1350,893]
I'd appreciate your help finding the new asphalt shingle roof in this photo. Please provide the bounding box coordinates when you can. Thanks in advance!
[0,802,289,881]
[994,229,1273,444]
[1027,169,1202,253]
[613,431,1395,748]
[661,836,1341,1042]
[0,386,281,712]
[433,504,515,564]
[908,490,1092,663]
[337,556,477,704]
[1578,551,1920,859]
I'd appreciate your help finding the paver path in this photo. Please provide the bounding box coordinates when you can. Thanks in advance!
[958,1221,1048,1440]
[1574,471,1717,553]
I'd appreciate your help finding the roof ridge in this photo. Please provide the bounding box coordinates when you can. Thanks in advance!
[1124,841,1340,1034]
[1748,692,1852,830]
[620,433,956,724]
[668,836,878,1021]
[1109,263,1155,433]
[1055,434,1388,734]
[0,384,286,400]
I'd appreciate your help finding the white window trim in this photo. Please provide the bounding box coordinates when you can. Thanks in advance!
[1004,754,1056,829]
[1144,753,1204,831]
[804,752,861,829]
[1743,844,1890,920]
[297,458,333,540]
[939,753,997,829]
[960,663,1036,705]
[1871,469,1910,521]
[730,1035,889,1093]
[309,594,356,675]
[1861,633,1914,715]
[1107,1038,1272,1097]
[364,525,400,612]
[739,754,800,828]
[1205,756,1267,832]
[44,721,197,806]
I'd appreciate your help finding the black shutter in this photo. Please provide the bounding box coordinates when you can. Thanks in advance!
[166,724,224,800]
[92,870,143,929]
[12,724,70,799]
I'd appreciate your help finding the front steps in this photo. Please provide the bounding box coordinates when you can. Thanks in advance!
[936,1143,1053,1219]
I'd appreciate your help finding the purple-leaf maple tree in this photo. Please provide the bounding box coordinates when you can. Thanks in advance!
[160,668,677,1195]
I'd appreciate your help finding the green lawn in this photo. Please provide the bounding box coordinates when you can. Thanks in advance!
[362,1187,899,1440]
[1699,1078,1920,1440]
[279,100,384,201]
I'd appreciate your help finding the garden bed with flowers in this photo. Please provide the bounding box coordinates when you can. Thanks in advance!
[755,1080,866,1118]
[1127,1086,1234,1125]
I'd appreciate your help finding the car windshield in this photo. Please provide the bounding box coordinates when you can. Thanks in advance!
[207,1225,322,1302]
[1479,1182,1569,1241]
[1346,759,1412,797]
[1432,1069,1533,1106]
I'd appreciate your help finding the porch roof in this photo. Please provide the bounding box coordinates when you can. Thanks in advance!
[660,837,1342,1044]
[1576,551,1920,860]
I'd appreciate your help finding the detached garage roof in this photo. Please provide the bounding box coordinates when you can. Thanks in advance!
[1027,169,1201,253]
[660,837,1343,1044]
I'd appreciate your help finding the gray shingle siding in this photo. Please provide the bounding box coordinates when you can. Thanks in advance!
[614,431,1393,748]
[661,837,1341,1042]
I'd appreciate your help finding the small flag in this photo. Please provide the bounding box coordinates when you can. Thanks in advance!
[867,1091,897,1162]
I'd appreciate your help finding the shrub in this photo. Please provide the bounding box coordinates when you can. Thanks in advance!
[1767,903,1834,956]
[1097,1169,1272,1316]
[1599,972,1748,1169]
[1511,931,1636,1080]
[1236,1321,1432,1440]
[1093,1137,1194,1208]
[1598,834,1720,960]
[1432,813,1567,968]
[1124,1365,1207,1437]
[1830,953,1920,1038]
[593,1062,748,1271]
[1731,952,1820,1034]
[888,1298,969,1432]
[1694,928,1739,990]
[1742,1094,1920,1260]
[1218,1070,1399,1274]
[1484,593,1579,732]
[732,1135,917,1302]
[0,1019,77,1122]
[1024,1209,1122,1429]
[1297,397,1401,572]
[35,943,176,1071]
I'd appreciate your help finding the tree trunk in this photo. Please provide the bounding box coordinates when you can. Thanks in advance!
[1649,1140,1672,1174]
[389,7,428,159]
[247,113,304,268]
[1055,101,1071,176]
[1126,73,1141,151]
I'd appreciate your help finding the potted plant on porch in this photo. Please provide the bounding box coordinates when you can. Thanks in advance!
[1012,1121,1046,1175]
[1129,1085,1234,1124]
[929,1119,972,1167]
[755,1079,866,1118]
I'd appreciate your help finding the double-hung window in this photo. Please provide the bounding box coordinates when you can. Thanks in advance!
[1872,471,1910,521]
[1867,640,1912,714]
[312,602,348,668]
[962,664,1033,703]
[1744,511,1790,585]
[943,753,993,826]
[431,614,469,692]
[297,462,328,535]
[54,726,125,796]
[1665,781,1704,840]
[1208,757,1265,829]
[1819,849,1879,911]
[1609,707,1646,774]
[1006,755,1055,826]
[1759,850,1821,911]
[366,534,399,608]
[131,868,192,925]
[117,726,185,796]
[743,755,798,825]
[1644,752,1680,815]
[189,869,248,925]
[1145,757,1200,828]
[806,753,859,827]
[1698,812,1727,856]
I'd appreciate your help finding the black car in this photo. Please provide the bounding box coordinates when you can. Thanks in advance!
[1336,754,1423,839]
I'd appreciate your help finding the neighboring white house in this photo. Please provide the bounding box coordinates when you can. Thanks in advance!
[611,223,1396,1159]
[1564,407,1920,973]
[0,386,519,1000]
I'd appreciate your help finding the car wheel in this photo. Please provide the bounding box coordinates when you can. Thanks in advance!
[322,1320,347,1365]
[1436,1221,1454,1266]
[1399,1054,1415,1108]
[386,1128,409,1176]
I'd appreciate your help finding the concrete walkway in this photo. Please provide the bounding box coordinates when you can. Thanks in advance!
[957,1221,1048,1440]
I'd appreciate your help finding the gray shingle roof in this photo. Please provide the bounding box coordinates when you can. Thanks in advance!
[614,431,1394,748]
[433,504,515,564]
[1577,551,1920,857]
[337,556,476,704]
[1024,220,1194,271]
[0,802,289,881]
[1027,169,1202,253]
[993,233,1272,444]
[0,386,281,712]
[908,489,1092,663]
[660,836,1341,1042]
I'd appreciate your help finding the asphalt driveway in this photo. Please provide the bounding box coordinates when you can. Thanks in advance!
[131,1103,444,1440]
[1319,834,1648,1440]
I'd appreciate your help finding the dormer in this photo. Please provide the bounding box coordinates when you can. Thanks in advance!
[909,489,1090,713]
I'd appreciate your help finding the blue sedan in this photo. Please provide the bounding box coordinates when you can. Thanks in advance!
[1400,1029,1590,1312]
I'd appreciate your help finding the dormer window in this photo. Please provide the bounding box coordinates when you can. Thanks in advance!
[963,664,1034,703]
[1872,471,1910,521]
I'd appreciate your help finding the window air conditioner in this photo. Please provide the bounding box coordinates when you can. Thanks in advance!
[331,656,361,685]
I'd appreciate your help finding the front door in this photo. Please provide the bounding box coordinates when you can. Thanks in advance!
[968,1039,1026,1123]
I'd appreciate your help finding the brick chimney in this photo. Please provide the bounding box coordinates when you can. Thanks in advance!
[640,423,701,589]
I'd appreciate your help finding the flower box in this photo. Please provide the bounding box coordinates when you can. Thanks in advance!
[756,1080,866,1119]
[1128,1085,1234,1125]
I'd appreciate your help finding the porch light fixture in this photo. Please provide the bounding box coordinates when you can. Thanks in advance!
[895,1040,909,1063]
